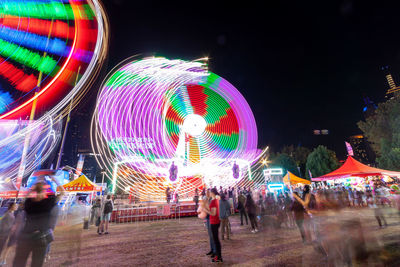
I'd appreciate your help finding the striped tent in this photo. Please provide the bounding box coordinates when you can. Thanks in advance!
[62,175,101,192]
[283,171,311,185]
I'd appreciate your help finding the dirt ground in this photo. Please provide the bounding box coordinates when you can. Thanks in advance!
[5,208,400,266]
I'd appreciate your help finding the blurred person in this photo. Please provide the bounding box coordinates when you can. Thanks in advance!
[44,198,61,263]
[13,179,65,267]
[206,188,222,263]
[348,188,355,207]
[356,190,364,207]
[166,187,171,204]
[245,194,258,233]
[230,186,236,214]
[61,199,87,265]
[257,194,265,215]
[393,188,400,216]
[237,191,248,226]
[1,202,25,266]
[91,198,102,231]
[99,195,114,235]
[0,202,17,265]
[291,192,307,243]
[193,188,199,211]
[90,198,101,225]
[219,193,231,240]
[284,193,295,228]
[373,198,387,228]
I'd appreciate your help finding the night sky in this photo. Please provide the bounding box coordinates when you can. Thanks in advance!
[82,0,400,159]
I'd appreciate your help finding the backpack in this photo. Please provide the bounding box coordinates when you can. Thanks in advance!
[104,201,113,214]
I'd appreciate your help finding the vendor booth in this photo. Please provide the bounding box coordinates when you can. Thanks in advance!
[312,156,400,181]
[283,171,311,185]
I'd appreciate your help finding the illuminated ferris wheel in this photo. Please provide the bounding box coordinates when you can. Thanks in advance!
[0,0,109,183]
[92,57,261,200]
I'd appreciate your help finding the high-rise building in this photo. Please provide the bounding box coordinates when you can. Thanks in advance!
[382,66,400,99]
[348,134,375,165]
[58,105,99,180]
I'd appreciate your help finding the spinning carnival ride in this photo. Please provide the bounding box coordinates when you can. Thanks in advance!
[92,57,262,201]
[0,0,109,185]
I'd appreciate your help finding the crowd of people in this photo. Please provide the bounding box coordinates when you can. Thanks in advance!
[1,178,399,266]
[195,181,399,264]
[0,179,114,267]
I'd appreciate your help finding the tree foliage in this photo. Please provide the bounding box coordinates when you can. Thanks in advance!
[280,145,311,177]
[305,145,339,178]
[358,97,400,171]
[270,153,300,176]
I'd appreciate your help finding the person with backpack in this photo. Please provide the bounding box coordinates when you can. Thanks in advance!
[99,195,114,235]
[12,180,65,267]
[219,193,231,240]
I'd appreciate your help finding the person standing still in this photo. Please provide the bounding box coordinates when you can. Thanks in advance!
[99,195,114,235]
[219,193,231,240]
[207,188,223,263]
[245,194,258,233]
[193,188,199,211]
[203,189,216,258]
[238,191,248,226]
[166,187,171,204]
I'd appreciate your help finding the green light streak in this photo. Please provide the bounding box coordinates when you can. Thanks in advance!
[0,2,95,20]
[0,38,57,74]
[204,87,230,124]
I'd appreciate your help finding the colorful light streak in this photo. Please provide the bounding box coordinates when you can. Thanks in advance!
[0,1,95,20]
[0,0,109,184]
[91,57,261,201]
[0,0,109,120]
[0,26,68,56]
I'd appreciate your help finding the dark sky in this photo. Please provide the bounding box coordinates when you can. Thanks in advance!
[87,0,400,159]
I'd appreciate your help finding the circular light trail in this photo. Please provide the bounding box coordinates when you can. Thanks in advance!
[91,57,261,201]
[0,0,109,183]
[0,0,109,120]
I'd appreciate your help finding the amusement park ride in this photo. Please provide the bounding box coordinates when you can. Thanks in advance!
[0,0,109,194]
[0,1,265,202]
[91,57,264,201]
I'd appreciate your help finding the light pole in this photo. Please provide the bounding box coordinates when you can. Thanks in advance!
[101,170,106,196]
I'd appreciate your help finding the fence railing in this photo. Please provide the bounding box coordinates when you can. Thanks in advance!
[111,203,198,223]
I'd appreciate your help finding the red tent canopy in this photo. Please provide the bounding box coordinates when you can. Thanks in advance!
[312,156,400,181]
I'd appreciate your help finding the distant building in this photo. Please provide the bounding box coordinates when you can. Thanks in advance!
[348,134,375,165]
[382,66,400,99]
[59,106,99,181]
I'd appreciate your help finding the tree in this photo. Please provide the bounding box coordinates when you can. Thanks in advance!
[270,153,300,176]
[305,145,339,178]
[280,145,311,177]
[358,97,400,170]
